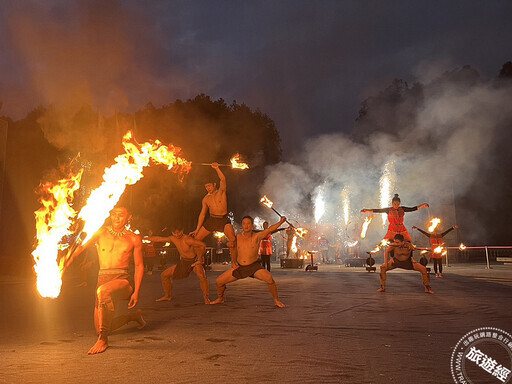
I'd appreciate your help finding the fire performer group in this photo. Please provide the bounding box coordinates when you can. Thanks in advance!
[59,147,458,355]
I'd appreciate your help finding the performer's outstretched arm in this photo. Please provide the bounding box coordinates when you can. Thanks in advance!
[440,225,458,237]
[402,203,429,212]
[361,207,390,214]
[412,226,431,238]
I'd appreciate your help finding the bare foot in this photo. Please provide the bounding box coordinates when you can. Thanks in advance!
[134,309,146,329]
[377,287,385,293]
[209,297,225,305]
[88,337,108,355]
[438,274,443,278]
[275,300,286,308]
[204,297,211,304]
[156,296,172,302]
[425,286,435,294]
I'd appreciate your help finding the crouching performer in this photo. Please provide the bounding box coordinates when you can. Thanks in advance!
[65,206,146,354]
[210,215,287,307]
[378,233,434,294]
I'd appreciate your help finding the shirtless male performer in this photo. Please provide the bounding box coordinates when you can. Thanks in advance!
[210,215,287,307]
[378,233,434,294]
[148,227,210,304]
[65,206,146,354]
[192,163,237,266]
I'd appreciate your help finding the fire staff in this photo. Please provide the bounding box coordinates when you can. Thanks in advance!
[361,193,428,242]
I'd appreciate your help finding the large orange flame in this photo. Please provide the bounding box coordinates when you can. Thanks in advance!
[33,131,191,298]
[32,169,84,298]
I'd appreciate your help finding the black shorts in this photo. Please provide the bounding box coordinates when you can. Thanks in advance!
[204,215,231,232]
[232,261,265,279]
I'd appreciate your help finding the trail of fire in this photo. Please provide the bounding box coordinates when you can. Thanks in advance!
[33,131,191,298]
[200,153,249,169]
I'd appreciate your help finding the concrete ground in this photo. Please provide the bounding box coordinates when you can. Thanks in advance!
[0,262,511,384]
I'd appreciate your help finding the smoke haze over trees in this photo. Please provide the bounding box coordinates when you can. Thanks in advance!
[0,96,281,272]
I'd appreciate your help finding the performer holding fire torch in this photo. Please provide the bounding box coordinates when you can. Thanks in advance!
[378,233,434,294]
[210,215,287,307]
[64,206,146,355]
[192,163,237,267]
[258,221,285,271]
[361,194,428,242]
[148,226,210,304]
[413,224,459,278]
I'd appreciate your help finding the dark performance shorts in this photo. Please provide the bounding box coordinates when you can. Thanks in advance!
[173,258,198,280]
[204,215,231,233]
[95,269,134,306]
[391,257,414,270]
[232,261,265,280]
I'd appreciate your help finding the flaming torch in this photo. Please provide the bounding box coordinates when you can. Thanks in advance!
[213,231,225,239]
[33,131,191,298]
[201,153,249,170]
[459,243,467,251]
[428,217,441,233]
[360,216,373,239]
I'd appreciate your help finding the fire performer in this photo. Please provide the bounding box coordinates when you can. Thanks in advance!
[64,206,146,354]
[147,227,210,304]
[361,194,428,242]
[412,224,458,278]
[191,163,237,266]
[258,221,285,271]
[210,216,287,307]
[378,234,434,294]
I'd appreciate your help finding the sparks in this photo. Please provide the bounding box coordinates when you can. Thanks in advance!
[379,160,395,226]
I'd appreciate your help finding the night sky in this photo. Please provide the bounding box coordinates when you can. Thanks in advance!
[1,1,512,247]
[1,1,511,154]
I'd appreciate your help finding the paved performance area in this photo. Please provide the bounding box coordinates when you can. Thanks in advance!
[1,263,511,384]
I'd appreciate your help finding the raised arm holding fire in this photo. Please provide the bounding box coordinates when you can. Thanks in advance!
[64,206,145,355]
[191,163,237,267]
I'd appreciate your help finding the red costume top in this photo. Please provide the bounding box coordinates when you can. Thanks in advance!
[370,206,419,242]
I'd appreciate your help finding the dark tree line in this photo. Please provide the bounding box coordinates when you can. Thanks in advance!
[0,95,282,273]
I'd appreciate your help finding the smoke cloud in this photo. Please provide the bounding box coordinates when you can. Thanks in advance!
[258,71,512,247]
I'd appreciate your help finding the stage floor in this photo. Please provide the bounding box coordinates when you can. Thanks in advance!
[1,263,511,383]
